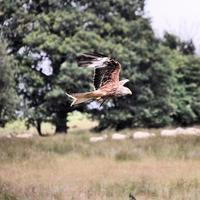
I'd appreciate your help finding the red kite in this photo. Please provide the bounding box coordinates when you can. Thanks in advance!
[66,53,132,106]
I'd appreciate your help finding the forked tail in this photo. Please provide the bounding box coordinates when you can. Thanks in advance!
[66,92,96,106]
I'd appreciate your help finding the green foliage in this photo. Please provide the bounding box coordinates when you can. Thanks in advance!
[0,40,18,127]
[172,55,200,125]
[0,0,149,133]
[163,32,195,55]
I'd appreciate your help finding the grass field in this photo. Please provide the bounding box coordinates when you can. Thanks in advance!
[0,115,200,200]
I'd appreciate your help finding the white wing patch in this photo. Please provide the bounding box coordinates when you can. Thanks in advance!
[87,57,110,68]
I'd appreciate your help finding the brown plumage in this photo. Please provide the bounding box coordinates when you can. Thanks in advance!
[66,53,132,106]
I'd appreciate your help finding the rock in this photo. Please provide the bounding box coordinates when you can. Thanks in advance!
[89,134,108,143]
[161,128,182,136]
[161,127,200,136]
[111,133,128,140]
[133,131,155,139]
[16,133,33,139]
[181,127,200,136]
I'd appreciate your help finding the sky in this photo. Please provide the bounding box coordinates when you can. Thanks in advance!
[145,0,200,53]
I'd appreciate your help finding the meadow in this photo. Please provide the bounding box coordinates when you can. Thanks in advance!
[0,113,200,200]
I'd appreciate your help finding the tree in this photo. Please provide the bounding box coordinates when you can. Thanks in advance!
[0,40,18,127]
[172,55,200,125]
[0,0,92,133]
[0,0,147,133]
[162,32,200,126]
[2,0,198,132]
[163,32,195,55]
[16,63,50,136]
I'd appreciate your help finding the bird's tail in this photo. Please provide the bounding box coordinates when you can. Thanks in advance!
[66,91,98,106]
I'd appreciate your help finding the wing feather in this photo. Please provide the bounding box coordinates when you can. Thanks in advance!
[76,53,121,89]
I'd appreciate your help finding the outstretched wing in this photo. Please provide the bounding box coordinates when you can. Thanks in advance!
[77,53,121,89]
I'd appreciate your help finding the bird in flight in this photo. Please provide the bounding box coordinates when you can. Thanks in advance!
[66,52,132,106]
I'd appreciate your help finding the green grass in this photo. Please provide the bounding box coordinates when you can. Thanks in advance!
[0,112,97,136]
[0,120,27,135]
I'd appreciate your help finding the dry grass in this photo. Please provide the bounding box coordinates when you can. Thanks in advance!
[0,133,200,200]
[0,115,200,199]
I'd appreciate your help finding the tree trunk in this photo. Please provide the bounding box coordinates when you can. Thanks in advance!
[55,113,68,134]
[36,119,44,136]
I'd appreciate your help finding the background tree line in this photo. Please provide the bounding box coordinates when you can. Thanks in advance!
[0,0,200,135]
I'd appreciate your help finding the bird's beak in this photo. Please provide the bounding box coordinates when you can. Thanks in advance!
[128,89,132,95]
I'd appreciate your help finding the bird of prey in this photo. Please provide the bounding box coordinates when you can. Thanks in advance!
[66,52,132,106]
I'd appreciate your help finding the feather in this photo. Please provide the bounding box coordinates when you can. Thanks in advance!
[77,53,109,68]
[77,52,121,89]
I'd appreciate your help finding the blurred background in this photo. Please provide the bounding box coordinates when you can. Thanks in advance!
[0,1,200,200]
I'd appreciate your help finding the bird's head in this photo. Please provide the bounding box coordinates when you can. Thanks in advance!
[119,79,132,96]
[121,86,132,95]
